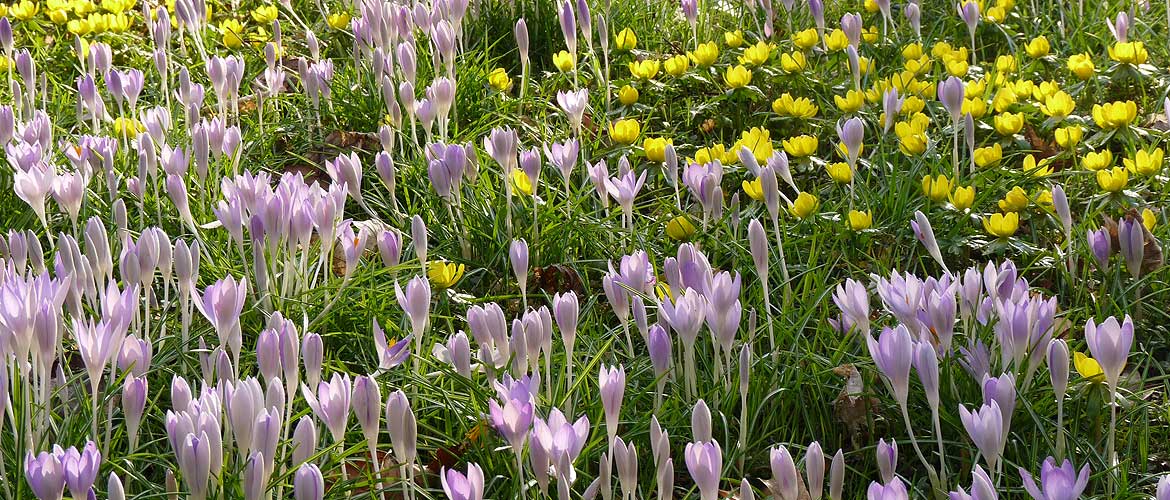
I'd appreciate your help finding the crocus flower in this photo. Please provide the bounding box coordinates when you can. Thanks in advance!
[557,89,589,135]
[769,445,799,500]
[293,463,324,500]
[867,478,908,500]
[684,440,722,500]
[395,275,431,342]
[26,447,66,500]
[195,276,247,365]
[531,408,590,483]
[959,401,1004,471]
[833,278,870,334]
[1084,315,1134,390]
[882,88,904,134]
[302,373,352,444]
[948,465,996,500]
[605,168,648,224]
[1117,218,1144,278]
[488,394,533,452]
[836,117,864,167]
[937,76,965,123]
[1018,457,1090,500]
[599,364,626,440]
[441,463,485,500]
[510,239,529,296]
[867,325,914,406]
[1087,228,1111,271]
[876,438,897,483]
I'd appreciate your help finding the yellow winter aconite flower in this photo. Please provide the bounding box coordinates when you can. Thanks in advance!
[1108,41,1148,65]
[1124,148,1164,176]
[950,185,975,211]
[1067,53,1095,80]
[488,68,513,92]
[734,127,774,163]
[251,4,278,23]
[553,50,576,72]
[740,41,772,66]
[791,28,818,49]
[428,260,465,288]
[963,98,987,118]
[1054,126,1083,148]
[835,90,865,113]
[643,137,672,162]
[824,29,848,51]
[773,93,818,118]
[862,26,879,44]
[780,51,807,72]
[1041,91,1074,119]
[664,55,690,76]
[900,95,926,115]
[848,210,872,230]
[1021,154,1052,177]
[993,112,1024,136]
[220,18,246,48]
[1142,209,1157,231]
[1096,167,1128,192]
[789,192,819,219]
[921,175,951,202]
[998,186,1029,212]
[1082,150,1113,171]
[826,162,852,184]
[47,8,68,24]
[1032,80,1061,102]
[1092,101,1137,130]
[995,54,1018,74]
[666,216,696,240]
[782,135,817,157]
[1074,352,1104,382]
[511,169,534,195]
[618,85,639,105]
[615,28,637,51]
[991,88,1017,113]
[724,30,744,48]
[326,12,350,29]
[983,212,1019,238]
[896,121,928,156]
[608,119,640,144]
[974,143,1003,168]
[724,64,752,88]
[114,116,144,136]
[690,41,719,66]
[864,0,879,12]
[742,177,764,201]
[1025,36,1050,57]
[11,0,38,20]
[1034,189,1054,210]
[629,59,660,80]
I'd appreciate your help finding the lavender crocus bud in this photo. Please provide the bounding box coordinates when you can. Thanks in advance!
[958,0,980,34]
[599,365,626,440]
[829,449,845,500]
[1118,219,1145,279]
[1047,339,1069,402]
[959,401,1004,471]
[684,440,722,500]
[912,341,940,410]
[386,390,418,464]
[646,324,672,378]
[1157,474,1170,500]
[769,445,799,500]
[876,438,897,483]
[62,442,101,500]
[867,325,914,406]
[806,442,825,500]
[243,452,269,500]
[510,239,529,295]
[1088,228,1112,272]
[1084,315,1134,391]
[691,399,712,442]
[748,219,769,277]
[905,2,921,38]
[171,375,192,410]
[293,463,324,500]
[303,373,352,444]
[177,432,213,498]
[613,436,639,500]
[108,472,125,500]
[558,0,577,55]
[912,211,949,272]
[515,19,530,64]
[937,76,965,124]
[351,374,382,449]
[740,478,755,500]
[302,332,324,389]
[1109,12,1129,42]
[123,376,148,448]
[290,416,318,465]
[841,13,861,46]
[411,214,428,265]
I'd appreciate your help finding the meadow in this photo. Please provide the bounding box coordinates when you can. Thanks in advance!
[0,0,1169,497]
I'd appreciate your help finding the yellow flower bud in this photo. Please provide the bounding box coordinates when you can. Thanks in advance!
[983,212,1019,238]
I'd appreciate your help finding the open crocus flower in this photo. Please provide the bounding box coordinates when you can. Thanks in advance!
[1018,457,1090,500]
[441,463,485,500]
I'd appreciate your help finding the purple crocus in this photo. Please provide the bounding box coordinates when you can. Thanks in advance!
[937,76,965,123]
[558,0,577,54]
[25,447,66,500]
[876,438,897,483]
[293,463,324,500]
[599,364,626,440]
[531,408,590,483]
[1117,218,1144,279]
[837,118,864,167]
[302,372,352,444]
[769,445,799,500]
[1084,315,1134,390]
[1018,457,1090,500]
[488,393,533,453]
[544,139,580,190]
[441,463,485,500]
[195,275,247,365]
[510,239,529,296]
[867,478,909,500]
[605,168,649,225]
[948,465,996,500]
[881,88,904,134]
[867,325,914,406]
[833,278,870,334]
[684,440,722,500]
[958,401,1004,471]
[1087,228,1111,272]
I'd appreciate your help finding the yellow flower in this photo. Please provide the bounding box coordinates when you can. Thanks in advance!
[488,67,513,92]
[608,119,640,144]
[791,28,818,50]
[427,260,465,288]
[1142,208,1157,231]
[862,26,878,44]
[864,0,879,11]
[655,282,674,301]
[992,88,1017,113]
[618,85,639,105]
[1067,53,1095,80]
[993,112,1024,136]
[690,41,719,66]
[900,95,926,115]
[964,77,987,98]
[113,116,144,136]
[985,5,1007,22]
[1054,126,1083,149]
[47,8,68,23]
[615,28,637,51]
[782,135,817,157]
[664,55,690,76]
[643,137,672,162]
[1040,90,1074,119]
[772,93,818,118]
[724,30,744,48]
[848,210,872,230]
[1021,154,1052,177]
[739,41,773,66]
[1082,150,1113,171]
[724,64,752,88]
[1109,41,1148,65]
[1073,352,1104,382]
[788,192,819,219]
[896,123,928,156]
[511,169,534,195]
[983,212,1019,238]
[902,42,924,60]
[945,58,969,77]
[1124,148,1164,176]
[835,90,865,113]
[974,143,1003,168]
[1032,80,1061,102]
[1025,36,1050,57]
[950,185,975,211]
[220,18,246,49]
[1096,167,1128,192]
[742,177,764,201]
[553,50,576,72]
[995,54,1018,74]
[921,175,951,202]
[1034,189,1054,210]
[962,98,987,118]
[1092,101,1137,130]
[11,0,38,20]
[694,144,733,164]
[326,12,350,29]
[733,127,773,163]
[251,4,278,23]
[1012,80,1035,100]
[629,59,660,80]
[998,186,1029,212]
[826,162,852,184]
[824,29,848,51]
[666,216,697,240]
[780,51,807,73]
